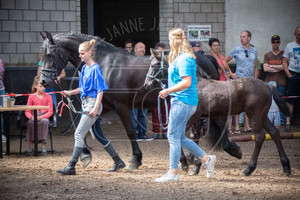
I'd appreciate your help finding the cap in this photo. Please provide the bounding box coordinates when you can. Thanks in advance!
[271,35,280,42]
[269,81,277,86]
[190,41,201,47]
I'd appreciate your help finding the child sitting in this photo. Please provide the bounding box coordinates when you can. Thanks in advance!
[268,81,280,130]
[25,76,53,155]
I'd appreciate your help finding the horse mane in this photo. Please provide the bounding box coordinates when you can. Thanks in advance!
[54,32,129,54]
[39,32,130,61]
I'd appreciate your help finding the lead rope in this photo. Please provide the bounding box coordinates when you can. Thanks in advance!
[157,83,169,131]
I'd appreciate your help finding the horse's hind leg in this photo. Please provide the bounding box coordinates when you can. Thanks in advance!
[180,148,189,173]
[243,120,265,176]
[263,117,291,175]
[115,106,142,169]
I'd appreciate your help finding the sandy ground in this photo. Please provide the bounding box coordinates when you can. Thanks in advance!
[0,119,300,200]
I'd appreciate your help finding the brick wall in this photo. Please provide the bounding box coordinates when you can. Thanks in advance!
[0,0,81,66]
[159,0,225,54]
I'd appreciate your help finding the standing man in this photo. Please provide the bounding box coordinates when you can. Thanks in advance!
[130,42,152,141]
[263,35,287,126]
[124,39,134,54]
[190,41,204,54]
[151,42,168,140]
[134,42,146,56]
[282,26,300,132]
[225,30,258,132]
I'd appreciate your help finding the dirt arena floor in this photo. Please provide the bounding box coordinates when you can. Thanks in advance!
[1,117,300,200]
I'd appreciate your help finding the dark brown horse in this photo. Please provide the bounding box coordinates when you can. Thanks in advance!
[39,32,241,171]
[145,50,291,176]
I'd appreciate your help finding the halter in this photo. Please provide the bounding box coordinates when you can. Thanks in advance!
[40,44,66,82]
[146,52,165,84]
[146,52,169,130]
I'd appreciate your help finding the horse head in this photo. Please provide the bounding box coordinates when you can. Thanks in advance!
[39,31,69,88]
[144,48,169,90]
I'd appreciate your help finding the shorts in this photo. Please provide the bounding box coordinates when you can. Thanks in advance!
[286,71,300,104]
[267,111,281,127]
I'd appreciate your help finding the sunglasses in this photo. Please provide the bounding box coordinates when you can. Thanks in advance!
[245,50,249,58]
[272,41,280,44]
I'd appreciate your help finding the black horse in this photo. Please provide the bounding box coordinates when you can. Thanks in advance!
[145,50,291,176]
[39,32,241,170]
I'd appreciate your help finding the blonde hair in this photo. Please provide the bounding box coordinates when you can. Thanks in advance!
[31,76,40,93]
[79,39,96,58]
[168,28,196,64]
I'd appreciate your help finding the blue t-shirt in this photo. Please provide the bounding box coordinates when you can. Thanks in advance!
[168,53,198,106]
[79,63,109,99]
[229,46,257,78]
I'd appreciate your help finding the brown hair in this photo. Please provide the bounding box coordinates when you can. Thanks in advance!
[31,76,40,93]
[168,28,196,64]
[79,39,96,58]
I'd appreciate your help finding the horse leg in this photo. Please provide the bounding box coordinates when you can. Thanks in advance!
[214,118,242,159]
[189,118,207,175]
[186,120,204,165]
[115,106,142,169]
[243,119,265,176]
[263,117,291,175]
[180,148,189,173]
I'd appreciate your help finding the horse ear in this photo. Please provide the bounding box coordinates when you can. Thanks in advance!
[39,32,46,40]
[45,31,54,44]
[150,48,161,59]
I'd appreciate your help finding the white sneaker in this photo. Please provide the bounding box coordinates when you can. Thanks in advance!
[42,147,48,156]
[205,155,216,178]
[2,135,6,143]
[155,172,179,183]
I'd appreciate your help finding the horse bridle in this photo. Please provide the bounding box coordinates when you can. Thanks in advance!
[146,52,165,85]
[146,52,169,130]
[40,44,66,82]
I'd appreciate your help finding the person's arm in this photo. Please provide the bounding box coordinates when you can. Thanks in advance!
[37,65,42,76]
[89,91,104,116]
[25,96,34,120]
[263,63,278,72]
[57,69,66,83]
[159,76,191,99]
[282,57,292,78]
[62,88,80,96]
[225,55,238,79]
[254,59,259,79]
[40,95,53,119]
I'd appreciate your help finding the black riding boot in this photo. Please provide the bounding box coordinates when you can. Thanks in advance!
[57,147,83,175]
[104,143,125,172]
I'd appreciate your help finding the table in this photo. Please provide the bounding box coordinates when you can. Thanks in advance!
[0,105,49,158]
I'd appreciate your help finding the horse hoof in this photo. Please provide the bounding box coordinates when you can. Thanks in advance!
[243,169,252,176]
[283,170,291,176]
[125,163,140,170]
[189,171,198,176]
[182,165,189,173]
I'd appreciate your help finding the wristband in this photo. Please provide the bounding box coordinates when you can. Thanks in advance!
[224,71,229,73]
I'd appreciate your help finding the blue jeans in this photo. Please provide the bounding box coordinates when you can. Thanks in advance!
[45,88,57,108]
[130,109,148,135]
[277,85,286,124]
[0,89,5,106]
[168,97,205,170]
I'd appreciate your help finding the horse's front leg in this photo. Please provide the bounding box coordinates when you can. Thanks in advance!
[243,124,265,176]
[115,105,142,169]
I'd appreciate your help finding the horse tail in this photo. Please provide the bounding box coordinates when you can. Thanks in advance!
[269,84,291,117]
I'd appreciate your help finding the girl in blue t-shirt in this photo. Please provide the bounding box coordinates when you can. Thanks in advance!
[57,39,125,175]
[155,28,216,183]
